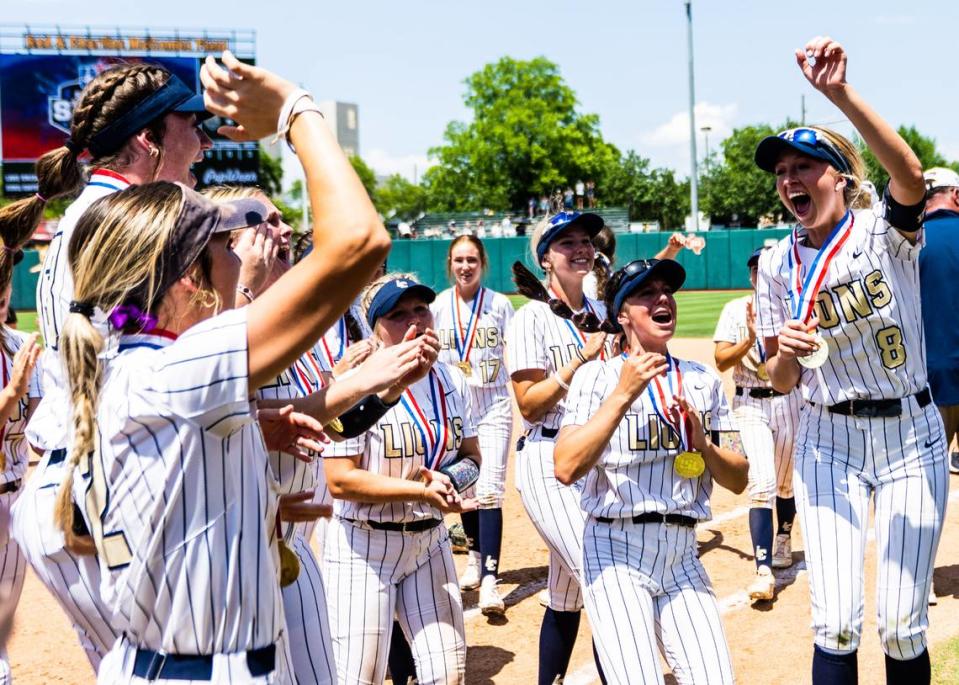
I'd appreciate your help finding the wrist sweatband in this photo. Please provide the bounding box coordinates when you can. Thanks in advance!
[552,372,570,391]
[331,393,399,439]
[883,184,925,233]
[439,456,480,493]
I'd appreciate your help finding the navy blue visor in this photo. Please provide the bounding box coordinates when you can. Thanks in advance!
[87,74,211,158]
[746,247,765,268]
[609,259,686,318]
[754,127,851,175]
[366,278,436,328]
[535,211,605,263]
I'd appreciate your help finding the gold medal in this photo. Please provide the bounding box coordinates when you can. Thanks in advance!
[326,417,344,434]
[674,451,706,479]
[757,362,769,381]
[797,334,829,369]
[456,361,472,377]
[278,539,301,587]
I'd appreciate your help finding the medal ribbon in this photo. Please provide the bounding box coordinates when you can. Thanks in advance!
[319,317,347,368]
[645,352,689,451]
[548,287,605,360]
[787,210,855,323]
[289,349,326,396]
[399,370,450,470]
[452,287,485,364]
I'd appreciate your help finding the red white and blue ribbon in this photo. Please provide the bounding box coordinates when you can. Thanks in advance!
[289,349,326,396]
[549,287,605,360]
[452,286,485,365]
[787,210,854,323]
[645,352,689,451]
[399,370,450,470]
[87,168,130,193]
[319,317,347,368]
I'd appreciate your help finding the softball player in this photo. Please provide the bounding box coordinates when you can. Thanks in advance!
[555,258,748,685]
[714,247,801,601]
[431,235,514,615]
[0,62,213,670]
[323,274,478,685]
[506,212,609,685]
[55,54,389,684]
[754,37,944,684]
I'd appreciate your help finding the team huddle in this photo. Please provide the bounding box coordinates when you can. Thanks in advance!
[0,34,949,685]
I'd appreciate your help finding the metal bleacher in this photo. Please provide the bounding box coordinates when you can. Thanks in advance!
[411,205,631,236]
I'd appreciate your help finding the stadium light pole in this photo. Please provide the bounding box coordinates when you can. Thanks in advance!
[685,0,699,231]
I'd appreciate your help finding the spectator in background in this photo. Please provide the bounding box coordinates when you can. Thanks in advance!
[920,167,959,473]
[586,179,596,208]
[563,186,574,210]
[501,214,513,236]
[528,197,536,219]
[539,195,549,215]
[575,179,585,209]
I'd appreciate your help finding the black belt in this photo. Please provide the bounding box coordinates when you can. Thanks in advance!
[823,387,931,418]
[595,512,698,528]
[516,426,559,452]
[346,518,441,533]
[0,479,21,495]
[735,386,785,399]
[540,427,559,439]
[132,643,275,681]
[47,448,67,465]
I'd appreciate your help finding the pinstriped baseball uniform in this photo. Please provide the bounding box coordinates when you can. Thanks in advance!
[561,355,737,685]
[431,286,514,507]
[74,308,292,684]
[316,303,371,369]
[755,205,948,659]
[256,341,335,685]
[0,330,42,684]
[504,297,608,612]
[323,362,474,685]
[15,170,129,670]
[714,296,800,506]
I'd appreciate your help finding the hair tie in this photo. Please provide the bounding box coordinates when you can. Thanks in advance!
[69,301,95,318]
[63,138,81,155]
[35,192,48,204]
[108,303,157,333]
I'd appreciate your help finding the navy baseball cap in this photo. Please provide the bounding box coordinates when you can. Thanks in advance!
[86,74,211,158]
[535,211,605,263]
[608,259,686,318]
[746,247,766,268]
[754,127,851,175]
[366,277,436,328]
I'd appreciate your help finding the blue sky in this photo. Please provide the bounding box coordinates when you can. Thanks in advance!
[7,1,956,183]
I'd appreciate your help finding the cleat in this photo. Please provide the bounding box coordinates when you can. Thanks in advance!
[479,575,505,616]
[537,588,550,608]
[448,523,470,553]
[748,566,775,602]
[772,534,793,569]
[949,452,959,475]
[459,552,481,591]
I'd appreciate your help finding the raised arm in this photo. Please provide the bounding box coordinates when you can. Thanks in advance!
[201,52,391,389]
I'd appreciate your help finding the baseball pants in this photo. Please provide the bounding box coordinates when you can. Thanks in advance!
[795,397,948,659]
[582,518,735,685]
[322,518,465,685]
[11,451,116,670]
[472,388,512,509]
[516,431,586,612]
[0,489,26,685]
[281,533,336,684]
[733,390,800,507]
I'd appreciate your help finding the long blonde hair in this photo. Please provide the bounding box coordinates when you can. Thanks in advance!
[55,182,188,545]
[811,126,872,210]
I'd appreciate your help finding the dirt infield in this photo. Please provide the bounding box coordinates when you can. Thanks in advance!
[9,337,959,683]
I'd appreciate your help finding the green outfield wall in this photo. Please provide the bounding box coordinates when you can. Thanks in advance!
[388,228,791,293]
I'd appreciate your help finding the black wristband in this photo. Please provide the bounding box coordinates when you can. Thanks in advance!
[883,184,925,233]
[333,394,396,439]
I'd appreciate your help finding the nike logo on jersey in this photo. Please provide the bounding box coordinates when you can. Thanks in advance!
[851,248,863,260]
[924,437,941,448]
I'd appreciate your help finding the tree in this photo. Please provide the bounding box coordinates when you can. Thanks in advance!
[424,56,619,211]
[349,155,378,204]
[375,174,428,221]
[258,149,284,197]
[602,151,689,229]
[859,125,951,194]
[700,123,793,226]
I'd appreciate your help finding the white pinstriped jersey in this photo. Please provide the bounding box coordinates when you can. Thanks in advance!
[0,329,42,485]
[29,170,130,453]
[73,308,284,654]
[713,295,772,389]
[561,356,737,521]
[505,297,608,432]
[325,362,476,523]
[431,286,514,388]
[317,303,371,369]
[756,206,928,405]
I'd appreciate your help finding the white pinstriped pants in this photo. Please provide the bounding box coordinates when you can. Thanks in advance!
[281,534,336,684]
[733,389,800,507]
[322,518,465,685]
[516,432,586,612]
[471,387,512,508]
[582,519,735,685]
[0,489,26,685]
[795,398,948,659]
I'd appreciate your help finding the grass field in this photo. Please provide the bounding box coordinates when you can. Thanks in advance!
[17,311,38,335]
[507,290,749,339]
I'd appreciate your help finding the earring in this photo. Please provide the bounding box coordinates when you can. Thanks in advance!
[149,147,159,157]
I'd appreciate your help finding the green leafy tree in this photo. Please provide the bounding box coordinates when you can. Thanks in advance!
[859,125,951,194]
[349,155,378,204]
[376,174,428,221]
[424,56,619,211]
[258,149,284,197]
[603,151,689,229]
